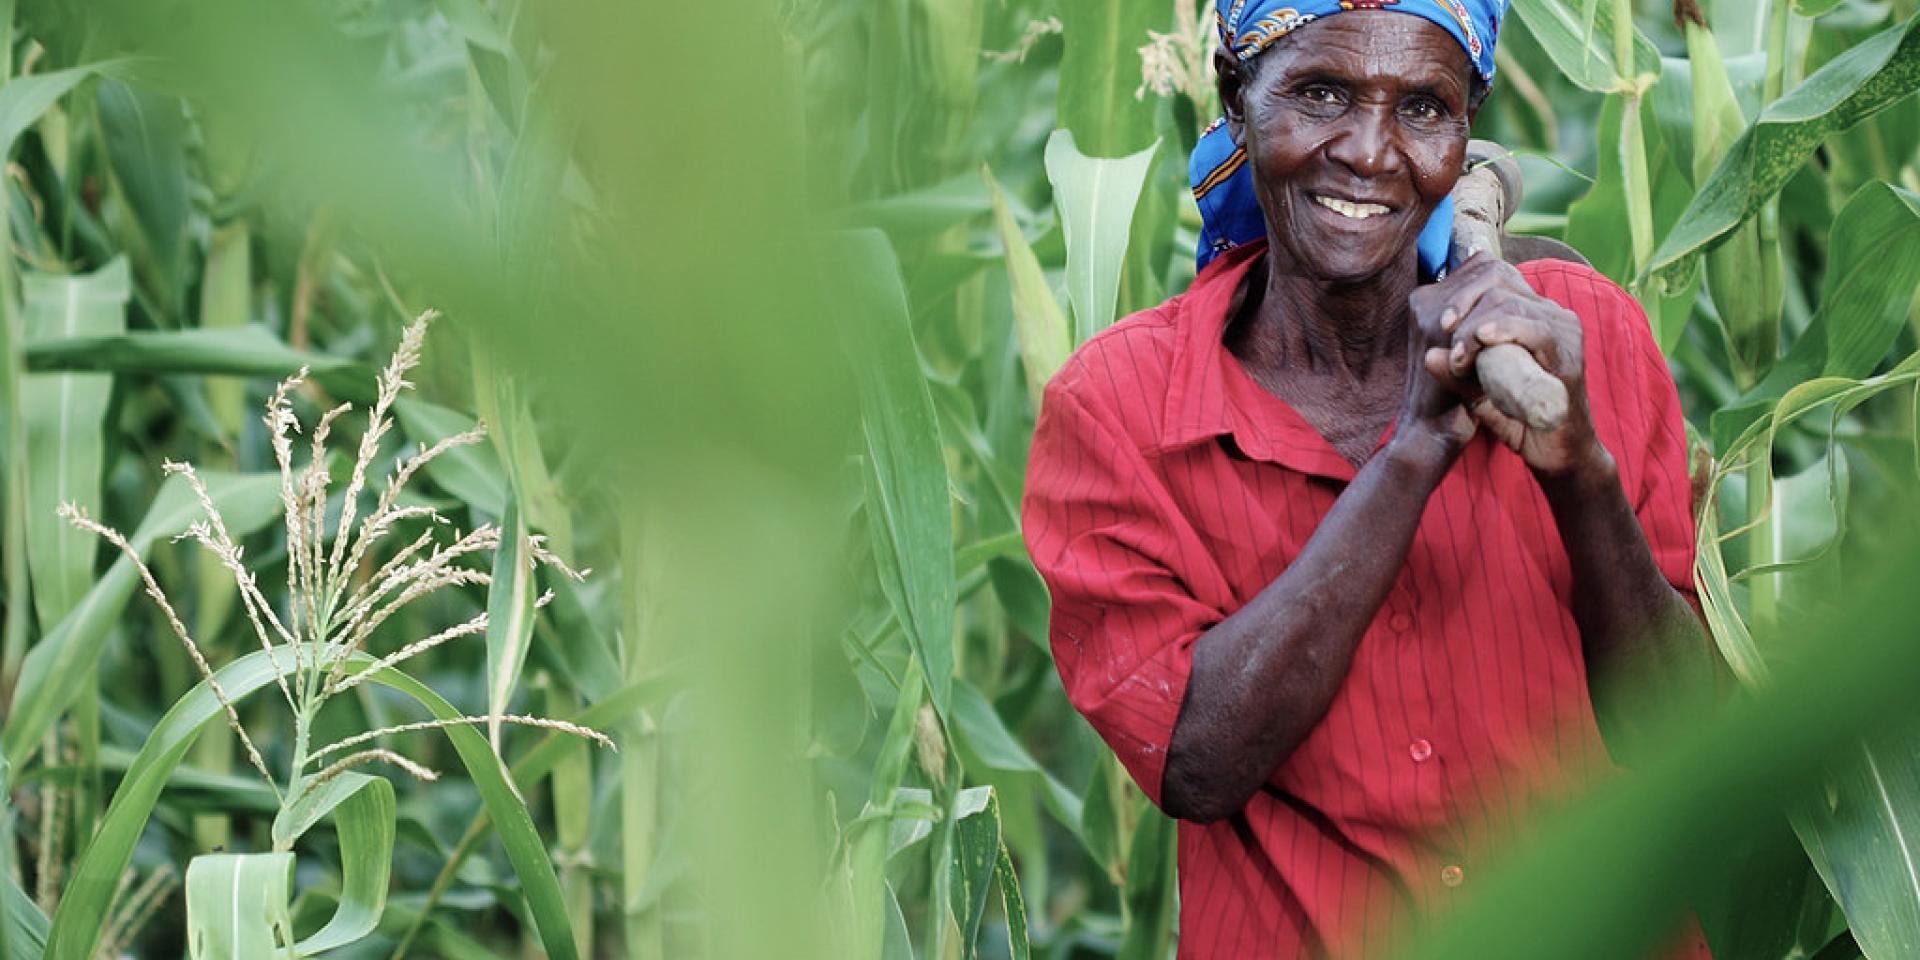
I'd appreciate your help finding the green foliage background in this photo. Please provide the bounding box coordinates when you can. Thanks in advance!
[0,0,1916,958]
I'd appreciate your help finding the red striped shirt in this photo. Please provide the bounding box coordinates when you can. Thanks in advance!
[1021,243,1711,959]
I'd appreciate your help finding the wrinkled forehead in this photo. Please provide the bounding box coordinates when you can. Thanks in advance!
[1247,13,1474,92]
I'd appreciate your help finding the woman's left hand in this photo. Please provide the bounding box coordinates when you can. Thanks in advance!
[1419,253,1611,479]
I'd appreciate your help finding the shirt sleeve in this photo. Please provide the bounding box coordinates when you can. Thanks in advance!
[1021,382,1223,810]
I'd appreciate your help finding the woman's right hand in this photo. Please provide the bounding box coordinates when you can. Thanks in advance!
[1396,262,1481,460]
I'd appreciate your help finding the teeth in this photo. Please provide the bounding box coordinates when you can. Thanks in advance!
[1314,195,1390,220]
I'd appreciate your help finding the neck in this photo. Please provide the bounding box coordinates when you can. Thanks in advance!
[1234,251,1419,383]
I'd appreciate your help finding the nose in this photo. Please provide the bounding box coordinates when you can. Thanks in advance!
[1325,105,1402,179]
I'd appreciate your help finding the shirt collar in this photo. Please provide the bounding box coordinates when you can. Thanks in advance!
[1156,240,1375,482]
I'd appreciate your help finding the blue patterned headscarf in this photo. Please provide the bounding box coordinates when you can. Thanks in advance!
[1191,0,1507,277]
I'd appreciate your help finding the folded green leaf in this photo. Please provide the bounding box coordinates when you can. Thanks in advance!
[272,773,395,955]
[185,853,296,960]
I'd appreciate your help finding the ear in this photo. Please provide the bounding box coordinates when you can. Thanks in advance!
[1214,46,1250,144]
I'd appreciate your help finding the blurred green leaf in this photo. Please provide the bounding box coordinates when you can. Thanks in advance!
[1044,130,1156,345]
[434,0,512,53]
[0,61,119,157]
[1399,537,1920,960]
[1650,13,1920,280]
[1797,0,1852,16]
[185,852,296,960]
[20,258,128,632]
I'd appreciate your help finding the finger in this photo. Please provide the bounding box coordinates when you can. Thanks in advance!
[1449,291,1555,376]
[1424,345,1482,400]
[1432,255,1528,330]
[1470,396,1526,451]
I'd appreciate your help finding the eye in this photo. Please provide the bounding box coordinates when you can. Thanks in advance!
[1298,83,1344,105]
[1400,96,1447,122]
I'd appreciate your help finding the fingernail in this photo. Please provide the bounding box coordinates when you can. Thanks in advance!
[1441,308,1457,332]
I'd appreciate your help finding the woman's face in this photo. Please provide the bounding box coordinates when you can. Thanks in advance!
[1223,11,1475,286]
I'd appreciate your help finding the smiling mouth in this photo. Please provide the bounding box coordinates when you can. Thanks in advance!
[1311,194,1393,220]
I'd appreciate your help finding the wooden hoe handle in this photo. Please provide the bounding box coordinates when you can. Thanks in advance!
[1449,150,1569,434]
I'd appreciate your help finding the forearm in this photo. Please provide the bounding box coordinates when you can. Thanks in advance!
[1538,449,1713,760]
[1161,429,1455,822]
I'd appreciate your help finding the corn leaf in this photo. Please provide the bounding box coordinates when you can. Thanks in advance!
[950,786,1001,955]
[0,62,120,158]
[3,469,282,763]
[1794,741,1920,960]
[950,681,1082,833]
[392,398,508,515]
[1044,129,1156,345]
[272,773,395,955]
[984,165,1069,412]
[994,840,1031,960]
[0,752,48,960]
[96,79,190,314]
[1650,13,1920,280]
[1707,182,1920,449]
[848,660,925,960]
[24,326,378,403]
[1,879,42,960]
[1563,95,1697,350]
[185,853,296,960]
[836,231,955,716]
[1510,0,1662,92]
[20,258,128,632]
[1055,0,1162,156]
[43,649,581,960]
[1114,804,1177,960]
[1819,182,1920,379]
[485,497,537,751]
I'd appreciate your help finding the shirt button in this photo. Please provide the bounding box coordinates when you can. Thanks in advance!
[1409,739,1433,763]
[1441,864,1465,888]
[1389,613,1412,632]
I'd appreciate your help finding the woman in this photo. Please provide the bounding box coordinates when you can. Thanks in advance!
[1021,1,1716,956]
